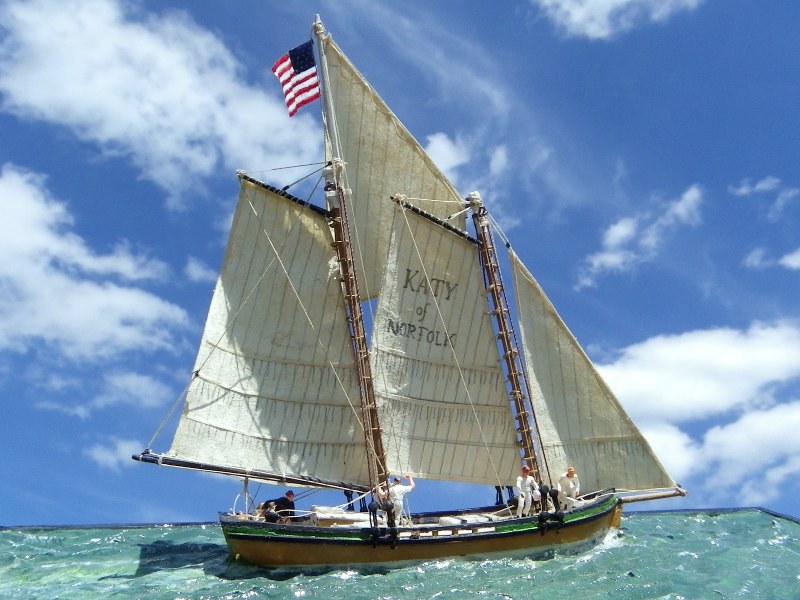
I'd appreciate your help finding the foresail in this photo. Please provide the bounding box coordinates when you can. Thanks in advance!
[167,177,370,487]
[510,252,676,493]
[321,36,466,300]
[371,202,521,486]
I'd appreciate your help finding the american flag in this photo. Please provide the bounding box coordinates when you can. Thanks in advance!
[271,40,320,117]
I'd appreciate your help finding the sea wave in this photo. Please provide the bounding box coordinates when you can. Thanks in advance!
[1,509,798,599]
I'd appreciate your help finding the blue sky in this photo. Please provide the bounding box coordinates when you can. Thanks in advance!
[1,0,799,526]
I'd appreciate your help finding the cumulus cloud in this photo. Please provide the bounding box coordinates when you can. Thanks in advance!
[698,402,800,505]
[531,0,704,40]
[0,163,188,360]
[577,184,702,288]
[0,0,321,207]
[638,422,699,485]
[600,321,800,424]
[599,320,800,506]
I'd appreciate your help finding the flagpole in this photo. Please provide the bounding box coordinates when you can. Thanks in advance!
[312,16,343,170]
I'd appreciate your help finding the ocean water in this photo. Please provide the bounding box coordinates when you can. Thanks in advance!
[1,509,798,599]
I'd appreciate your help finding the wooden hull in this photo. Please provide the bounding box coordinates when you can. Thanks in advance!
[221,494,623,570]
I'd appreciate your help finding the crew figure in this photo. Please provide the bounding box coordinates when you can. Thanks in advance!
[515,465,540,517]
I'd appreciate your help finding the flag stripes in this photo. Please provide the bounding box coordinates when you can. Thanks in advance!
[272,40,320,117]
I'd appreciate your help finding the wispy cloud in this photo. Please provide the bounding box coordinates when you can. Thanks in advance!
[324,1,534,222]
[84,437,144,471]
[576,184,702,288]
[729,175,799,221]
[724,175,799,273]
[743,246,800,272]
[349,2,511,119]
[184,256,218,284]
[530,0,705,40]
[0,0,321,208]
[37,370,172,419]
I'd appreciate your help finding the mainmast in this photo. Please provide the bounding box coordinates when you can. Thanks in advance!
[468,192,545,482]
[314,17,388,491]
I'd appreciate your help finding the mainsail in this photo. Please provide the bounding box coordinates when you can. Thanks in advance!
[166,177,371,487]
[510,251,676,493]
[371,201,522,485]
[320,36,466,299]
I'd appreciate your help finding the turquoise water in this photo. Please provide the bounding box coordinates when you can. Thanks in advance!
[1,509,798,599]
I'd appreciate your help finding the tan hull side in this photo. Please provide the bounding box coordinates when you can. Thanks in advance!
[224,502,623,569]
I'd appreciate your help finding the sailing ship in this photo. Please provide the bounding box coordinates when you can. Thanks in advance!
[134,16,685,570]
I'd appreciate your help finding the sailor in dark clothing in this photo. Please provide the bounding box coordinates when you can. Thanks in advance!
[269,490,296,521]
[263,502,281,523]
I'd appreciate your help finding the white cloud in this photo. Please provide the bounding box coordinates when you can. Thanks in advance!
[698,402,800,505]
[742,246,800,272]
[770,188,799,220]
[742,247,770,270]
[728,176,781,196]
[489,146,509,178]
[0,0,320,207]
[0,163,188,360]
[84,437,143,471]
[425,132,471,188]
[577,184,702,288]
[599,320,800,425]
[728,175,799,221]
[91,371,171,411]
[37,370,172,419]
[600,321,800,506]
[778,248,800,270]
[184,256,218,284]
[358,4,510,118]
[0,164,169,282]
[531,0,704,40]
[639,422,699,485]
[603,216,638,248]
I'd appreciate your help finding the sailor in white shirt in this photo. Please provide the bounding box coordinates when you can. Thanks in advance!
[515,465,540,517]
[389,475,415,524]
[557,466,580,510]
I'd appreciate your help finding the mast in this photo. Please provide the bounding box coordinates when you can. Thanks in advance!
[314,17,388,490]
[468,192,544,481]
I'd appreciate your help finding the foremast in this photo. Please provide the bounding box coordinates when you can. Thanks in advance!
[468,192,546,483]
[315,17,388,493]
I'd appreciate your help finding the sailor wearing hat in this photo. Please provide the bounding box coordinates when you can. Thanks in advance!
[515,465,540,517]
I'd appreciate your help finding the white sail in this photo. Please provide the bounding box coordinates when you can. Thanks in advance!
[511,251,676,493]
[371,202,522,486]
[320,35,466,300]
[167,178,371,486]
